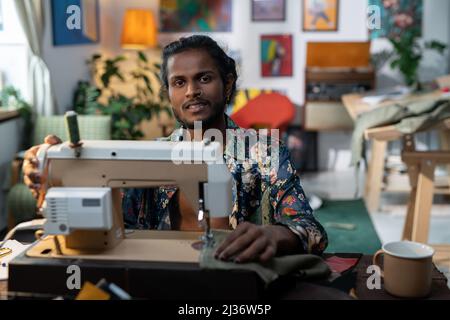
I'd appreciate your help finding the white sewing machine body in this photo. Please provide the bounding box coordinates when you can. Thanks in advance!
[37,140,232,252]
[43,187,113,235]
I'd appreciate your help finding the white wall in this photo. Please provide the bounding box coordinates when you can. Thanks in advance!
[43,0,371,113]
[43,0,449,111]
[421,0,450,79]
[40,0,450,172]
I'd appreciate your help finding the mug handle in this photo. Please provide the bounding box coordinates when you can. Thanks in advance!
[372,249,385,278]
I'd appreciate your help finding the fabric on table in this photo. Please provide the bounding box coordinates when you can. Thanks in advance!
[199,230,331,287]
[351,97,450,165]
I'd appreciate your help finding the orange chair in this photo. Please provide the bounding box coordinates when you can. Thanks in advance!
[230,92,295,133]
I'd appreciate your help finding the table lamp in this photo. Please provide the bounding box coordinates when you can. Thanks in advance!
[121,9,157,49]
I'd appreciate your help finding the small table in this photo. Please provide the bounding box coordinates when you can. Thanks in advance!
[342,91,450,245]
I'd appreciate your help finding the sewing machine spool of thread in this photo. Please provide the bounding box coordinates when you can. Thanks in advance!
[64,111,82,157]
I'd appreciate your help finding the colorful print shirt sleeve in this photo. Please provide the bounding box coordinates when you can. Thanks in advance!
[268,145,328,255]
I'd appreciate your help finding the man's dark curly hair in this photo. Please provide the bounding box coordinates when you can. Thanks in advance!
[160,35,238,103]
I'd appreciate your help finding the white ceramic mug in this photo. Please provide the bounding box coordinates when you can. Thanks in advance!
[373,241,435,298]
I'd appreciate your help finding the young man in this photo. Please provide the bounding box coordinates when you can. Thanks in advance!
[23,35,327,263]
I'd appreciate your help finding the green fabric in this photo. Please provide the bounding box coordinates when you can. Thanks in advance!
[199,230,331,286]
[314,199,382,255]
[33,115,112,145]
[351,97,450,165]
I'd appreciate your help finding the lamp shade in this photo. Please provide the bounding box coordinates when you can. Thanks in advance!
[121,9,157,49]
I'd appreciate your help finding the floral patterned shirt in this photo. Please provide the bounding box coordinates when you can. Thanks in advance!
[122,116,328,255]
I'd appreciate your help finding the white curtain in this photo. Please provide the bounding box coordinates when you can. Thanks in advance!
[14,0,56,116]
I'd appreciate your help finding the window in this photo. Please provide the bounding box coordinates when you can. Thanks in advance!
[0,0,29,99]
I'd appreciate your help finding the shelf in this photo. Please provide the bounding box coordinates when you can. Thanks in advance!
[0,109,20,123]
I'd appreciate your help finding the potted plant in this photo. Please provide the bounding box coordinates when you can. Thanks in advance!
[73,51,173,140]
[371,1,447,91]
[388,28,447,90]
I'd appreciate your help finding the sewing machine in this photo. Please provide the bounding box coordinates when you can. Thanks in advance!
[35,138,232,254]
[7,114,272,299]
[8,139,268,298]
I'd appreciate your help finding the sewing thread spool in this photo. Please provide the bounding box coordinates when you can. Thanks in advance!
[64,111,82,157]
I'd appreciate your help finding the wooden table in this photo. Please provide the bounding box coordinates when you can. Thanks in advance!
[2,254,449,300]
[342,91,450,209]
[342,90,450,245]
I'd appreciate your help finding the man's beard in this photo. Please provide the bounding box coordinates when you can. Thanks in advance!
[173,99,226,130]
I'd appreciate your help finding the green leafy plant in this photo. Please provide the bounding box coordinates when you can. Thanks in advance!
[372,27,447,90]
[389,28,447,89]
[370,1,447,90]
[0,86,33,148]
[73,51,172,140]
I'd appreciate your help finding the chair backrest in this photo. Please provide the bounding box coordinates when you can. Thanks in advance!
[230,92,295,133]
[33,115,112,145]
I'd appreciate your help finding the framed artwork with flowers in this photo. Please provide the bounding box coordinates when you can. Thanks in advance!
[369,0,423,39]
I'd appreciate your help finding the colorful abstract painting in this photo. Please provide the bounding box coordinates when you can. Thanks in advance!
[303,0,339,31]
[369,0,423,39]
[51,0,100,46]
[252,0,285,21]
[160,0,232,32]
[261,35,293,77]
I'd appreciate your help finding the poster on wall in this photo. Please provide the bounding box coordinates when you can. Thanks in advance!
[302,0,339,32]
[51,0,100,46]
[260,34,293,77]
[160,0,232,32]
[369,0,423,39]
[251,0,286,22]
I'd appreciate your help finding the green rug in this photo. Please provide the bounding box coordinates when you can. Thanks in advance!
[314,199,382,255]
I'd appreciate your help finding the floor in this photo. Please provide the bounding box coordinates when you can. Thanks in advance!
[301,169,450,287]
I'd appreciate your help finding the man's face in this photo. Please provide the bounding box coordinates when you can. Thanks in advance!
[167,48,231,129]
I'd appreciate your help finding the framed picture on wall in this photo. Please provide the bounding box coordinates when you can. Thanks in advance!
[252,0,286,22]
[160,0,232,32]
[51,0,100,46]
[369,0,423,39]
[260,34,293,77]
[302,0,339,32]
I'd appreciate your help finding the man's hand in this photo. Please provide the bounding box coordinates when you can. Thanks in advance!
[214,222,302,263]
[214,222,278,263]
[22,134,62,199]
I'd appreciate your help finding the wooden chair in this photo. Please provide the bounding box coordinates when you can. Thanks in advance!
[230,92,295,133]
